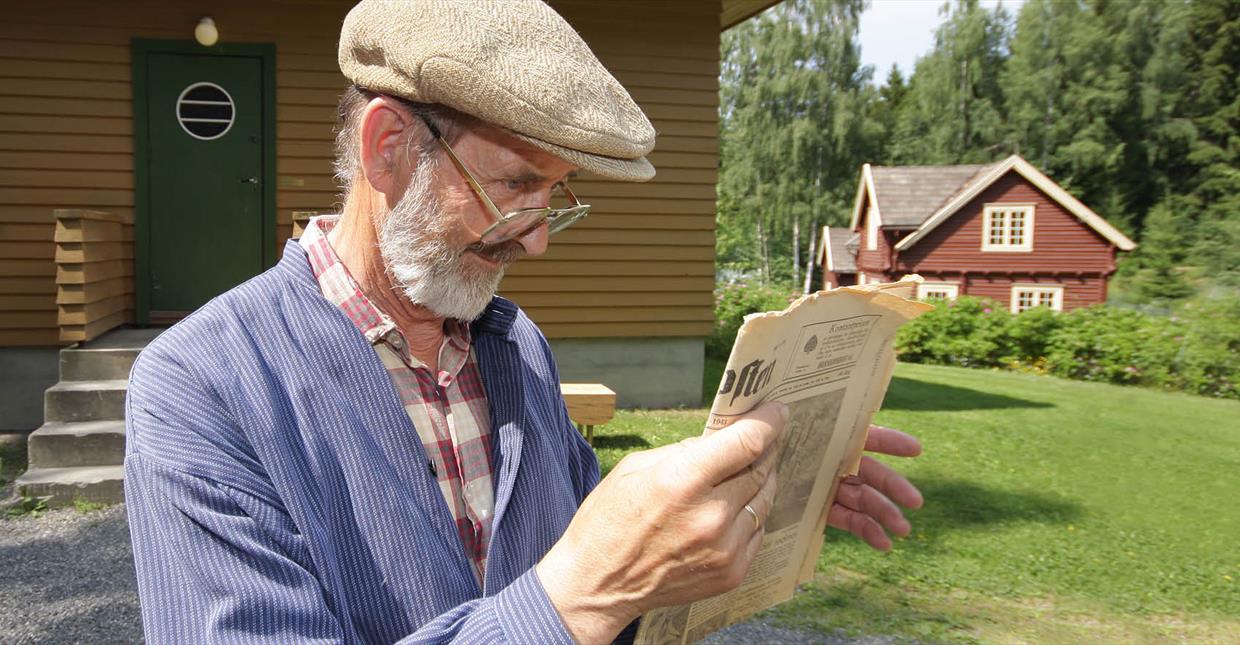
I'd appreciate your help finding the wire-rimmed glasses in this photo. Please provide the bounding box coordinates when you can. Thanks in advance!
[416,114,590,247]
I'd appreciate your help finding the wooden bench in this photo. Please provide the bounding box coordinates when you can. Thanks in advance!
[561,383,616,446]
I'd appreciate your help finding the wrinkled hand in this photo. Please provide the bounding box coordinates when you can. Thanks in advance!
[537,402,787,644]
[827,425,924,551]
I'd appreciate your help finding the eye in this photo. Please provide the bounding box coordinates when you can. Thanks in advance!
[504,179,524,191]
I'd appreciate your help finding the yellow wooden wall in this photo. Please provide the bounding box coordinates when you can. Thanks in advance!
[0,0,717,346]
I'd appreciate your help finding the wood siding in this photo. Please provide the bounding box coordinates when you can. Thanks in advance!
[0,0,717,346]
[960,274,1107,311]
[854,198,896,274]
[54,209,135,341]
[895,171,1118,277]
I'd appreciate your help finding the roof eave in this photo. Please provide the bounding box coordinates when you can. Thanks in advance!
[721,0,783,30]
[893,155,1138,252]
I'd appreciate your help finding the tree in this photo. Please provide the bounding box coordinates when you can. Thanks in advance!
[718,0,879,284]
[1181,0,1240,285]
[890,0,1012,164]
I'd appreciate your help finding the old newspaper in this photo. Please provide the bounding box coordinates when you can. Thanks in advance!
[635,276,932,645]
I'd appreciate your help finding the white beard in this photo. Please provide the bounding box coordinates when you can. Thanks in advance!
[376,160,519,321]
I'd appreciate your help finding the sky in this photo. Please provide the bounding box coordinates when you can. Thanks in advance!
[857,0,1026,84]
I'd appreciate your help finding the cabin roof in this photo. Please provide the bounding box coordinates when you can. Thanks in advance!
[868,163,998,228]
[817,226,858,273]
[846,155,1136,251]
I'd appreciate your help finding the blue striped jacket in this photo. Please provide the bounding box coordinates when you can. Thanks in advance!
[124,241,600,643]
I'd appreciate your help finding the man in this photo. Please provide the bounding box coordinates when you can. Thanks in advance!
[124,1,923,643]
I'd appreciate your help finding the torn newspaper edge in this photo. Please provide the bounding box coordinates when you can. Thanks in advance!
[635,276,932,645]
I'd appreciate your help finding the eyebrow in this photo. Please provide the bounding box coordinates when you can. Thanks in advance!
[509,169,579,184]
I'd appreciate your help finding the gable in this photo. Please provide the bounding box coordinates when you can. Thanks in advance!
[870,163,994,227]
[894,171,1123,275]
[894,155,1136,252]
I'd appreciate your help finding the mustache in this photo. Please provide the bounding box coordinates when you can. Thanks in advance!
[465,240,525,264]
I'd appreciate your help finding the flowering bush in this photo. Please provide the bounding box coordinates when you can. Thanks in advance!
[709,282,798,358]
[895,297,1012,367]
[896,295,1239,399]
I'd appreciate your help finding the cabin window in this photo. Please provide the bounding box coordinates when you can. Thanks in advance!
[1010,284,1063,313]
[982,204,1034,252]
[917,282,959,301]
[176,82,235,141]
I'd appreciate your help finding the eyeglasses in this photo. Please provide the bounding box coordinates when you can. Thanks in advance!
[416,115,590,247]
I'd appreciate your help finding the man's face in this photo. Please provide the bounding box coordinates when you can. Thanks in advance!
[376,122,577,321]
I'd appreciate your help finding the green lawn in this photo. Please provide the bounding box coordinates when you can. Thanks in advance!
[594,362,1240,643]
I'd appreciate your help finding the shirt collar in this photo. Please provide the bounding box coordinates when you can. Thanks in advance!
[297,215,473,350]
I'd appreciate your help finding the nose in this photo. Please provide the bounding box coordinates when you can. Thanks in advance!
[514,220,549,256]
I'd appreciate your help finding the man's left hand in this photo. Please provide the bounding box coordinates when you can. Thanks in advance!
[827,424,924,551]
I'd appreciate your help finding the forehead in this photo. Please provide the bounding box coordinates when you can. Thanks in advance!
[454,122,578,179]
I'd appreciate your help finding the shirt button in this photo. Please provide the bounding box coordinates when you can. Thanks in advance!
[389,334,404,350]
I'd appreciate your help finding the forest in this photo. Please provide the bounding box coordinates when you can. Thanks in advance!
[717,0,1239,305]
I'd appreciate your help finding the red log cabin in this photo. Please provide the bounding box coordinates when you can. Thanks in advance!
[817,155,1136,312]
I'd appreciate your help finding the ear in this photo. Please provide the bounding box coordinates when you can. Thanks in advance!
[358,97,418,198]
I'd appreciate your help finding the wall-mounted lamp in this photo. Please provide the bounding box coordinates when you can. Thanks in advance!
[194,17,219,47]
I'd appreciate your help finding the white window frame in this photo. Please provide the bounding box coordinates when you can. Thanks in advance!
[1010,284,1063,313]
[917,281,959,301]
[981,204,1035,252]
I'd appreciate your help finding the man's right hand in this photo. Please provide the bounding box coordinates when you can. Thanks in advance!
[535,401,787,644]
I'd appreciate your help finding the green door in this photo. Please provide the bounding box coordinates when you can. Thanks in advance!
[143,52,264,316]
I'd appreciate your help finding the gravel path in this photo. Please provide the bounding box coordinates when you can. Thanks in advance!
[0,505,141,644]
[0,504,873,644]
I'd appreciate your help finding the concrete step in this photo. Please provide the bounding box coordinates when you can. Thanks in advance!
[27,420,125,468]
[44,379,128,423]
[14,465,124,506]
[59,327,164,382]
[59,347,142,381]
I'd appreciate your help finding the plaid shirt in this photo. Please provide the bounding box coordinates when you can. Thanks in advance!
[299,216,494,581]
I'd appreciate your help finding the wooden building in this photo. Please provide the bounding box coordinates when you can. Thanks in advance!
[822,155,1136,312]
[0,0,781,426]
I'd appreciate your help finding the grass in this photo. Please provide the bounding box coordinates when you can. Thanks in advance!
[599,361,1240,643]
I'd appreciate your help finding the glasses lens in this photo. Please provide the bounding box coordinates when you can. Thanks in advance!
[476,187,591,245]
[546,206,590,235]
[479,209,548,245]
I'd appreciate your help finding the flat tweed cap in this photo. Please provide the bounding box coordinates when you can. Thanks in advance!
[339,0,656,182]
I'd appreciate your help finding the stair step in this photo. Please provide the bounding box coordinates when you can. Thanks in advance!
[27,420,125,468]
[44,379,127,423]
[59,347,142,381]
[15,465,124,506]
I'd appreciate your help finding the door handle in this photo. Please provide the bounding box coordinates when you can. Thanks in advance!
[241,176,258,184]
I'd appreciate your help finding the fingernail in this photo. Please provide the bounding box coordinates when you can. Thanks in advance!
[778,402,789,422]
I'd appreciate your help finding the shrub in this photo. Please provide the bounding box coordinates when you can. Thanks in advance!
[896,297,1012,368]
[1002,305,1061,366]
[1044,306,1181,386]
[895,294,1239,399]
[709,282,797,359]
[1170,297,1240,399]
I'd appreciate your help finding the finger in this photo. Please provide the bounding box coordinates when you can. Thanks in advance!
[858,455,923,510]
[737,465,778,533]
[682,401,786,486]
[833,476,910,537]
[715,430,780,499]
[610,441,686,473]
[828,502,892,551]
[864,425,922,458]
[720,521,767,591]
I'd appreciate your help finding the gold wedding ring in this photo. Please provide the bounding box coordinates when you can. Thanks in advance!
[743,503,761,531]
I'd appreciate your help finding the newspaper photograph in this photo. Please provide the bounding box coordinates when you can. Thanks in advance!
[634,276,932,645]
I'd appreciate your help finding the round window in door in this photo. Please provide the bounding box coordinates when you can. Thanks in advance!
[176,82,235,140]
